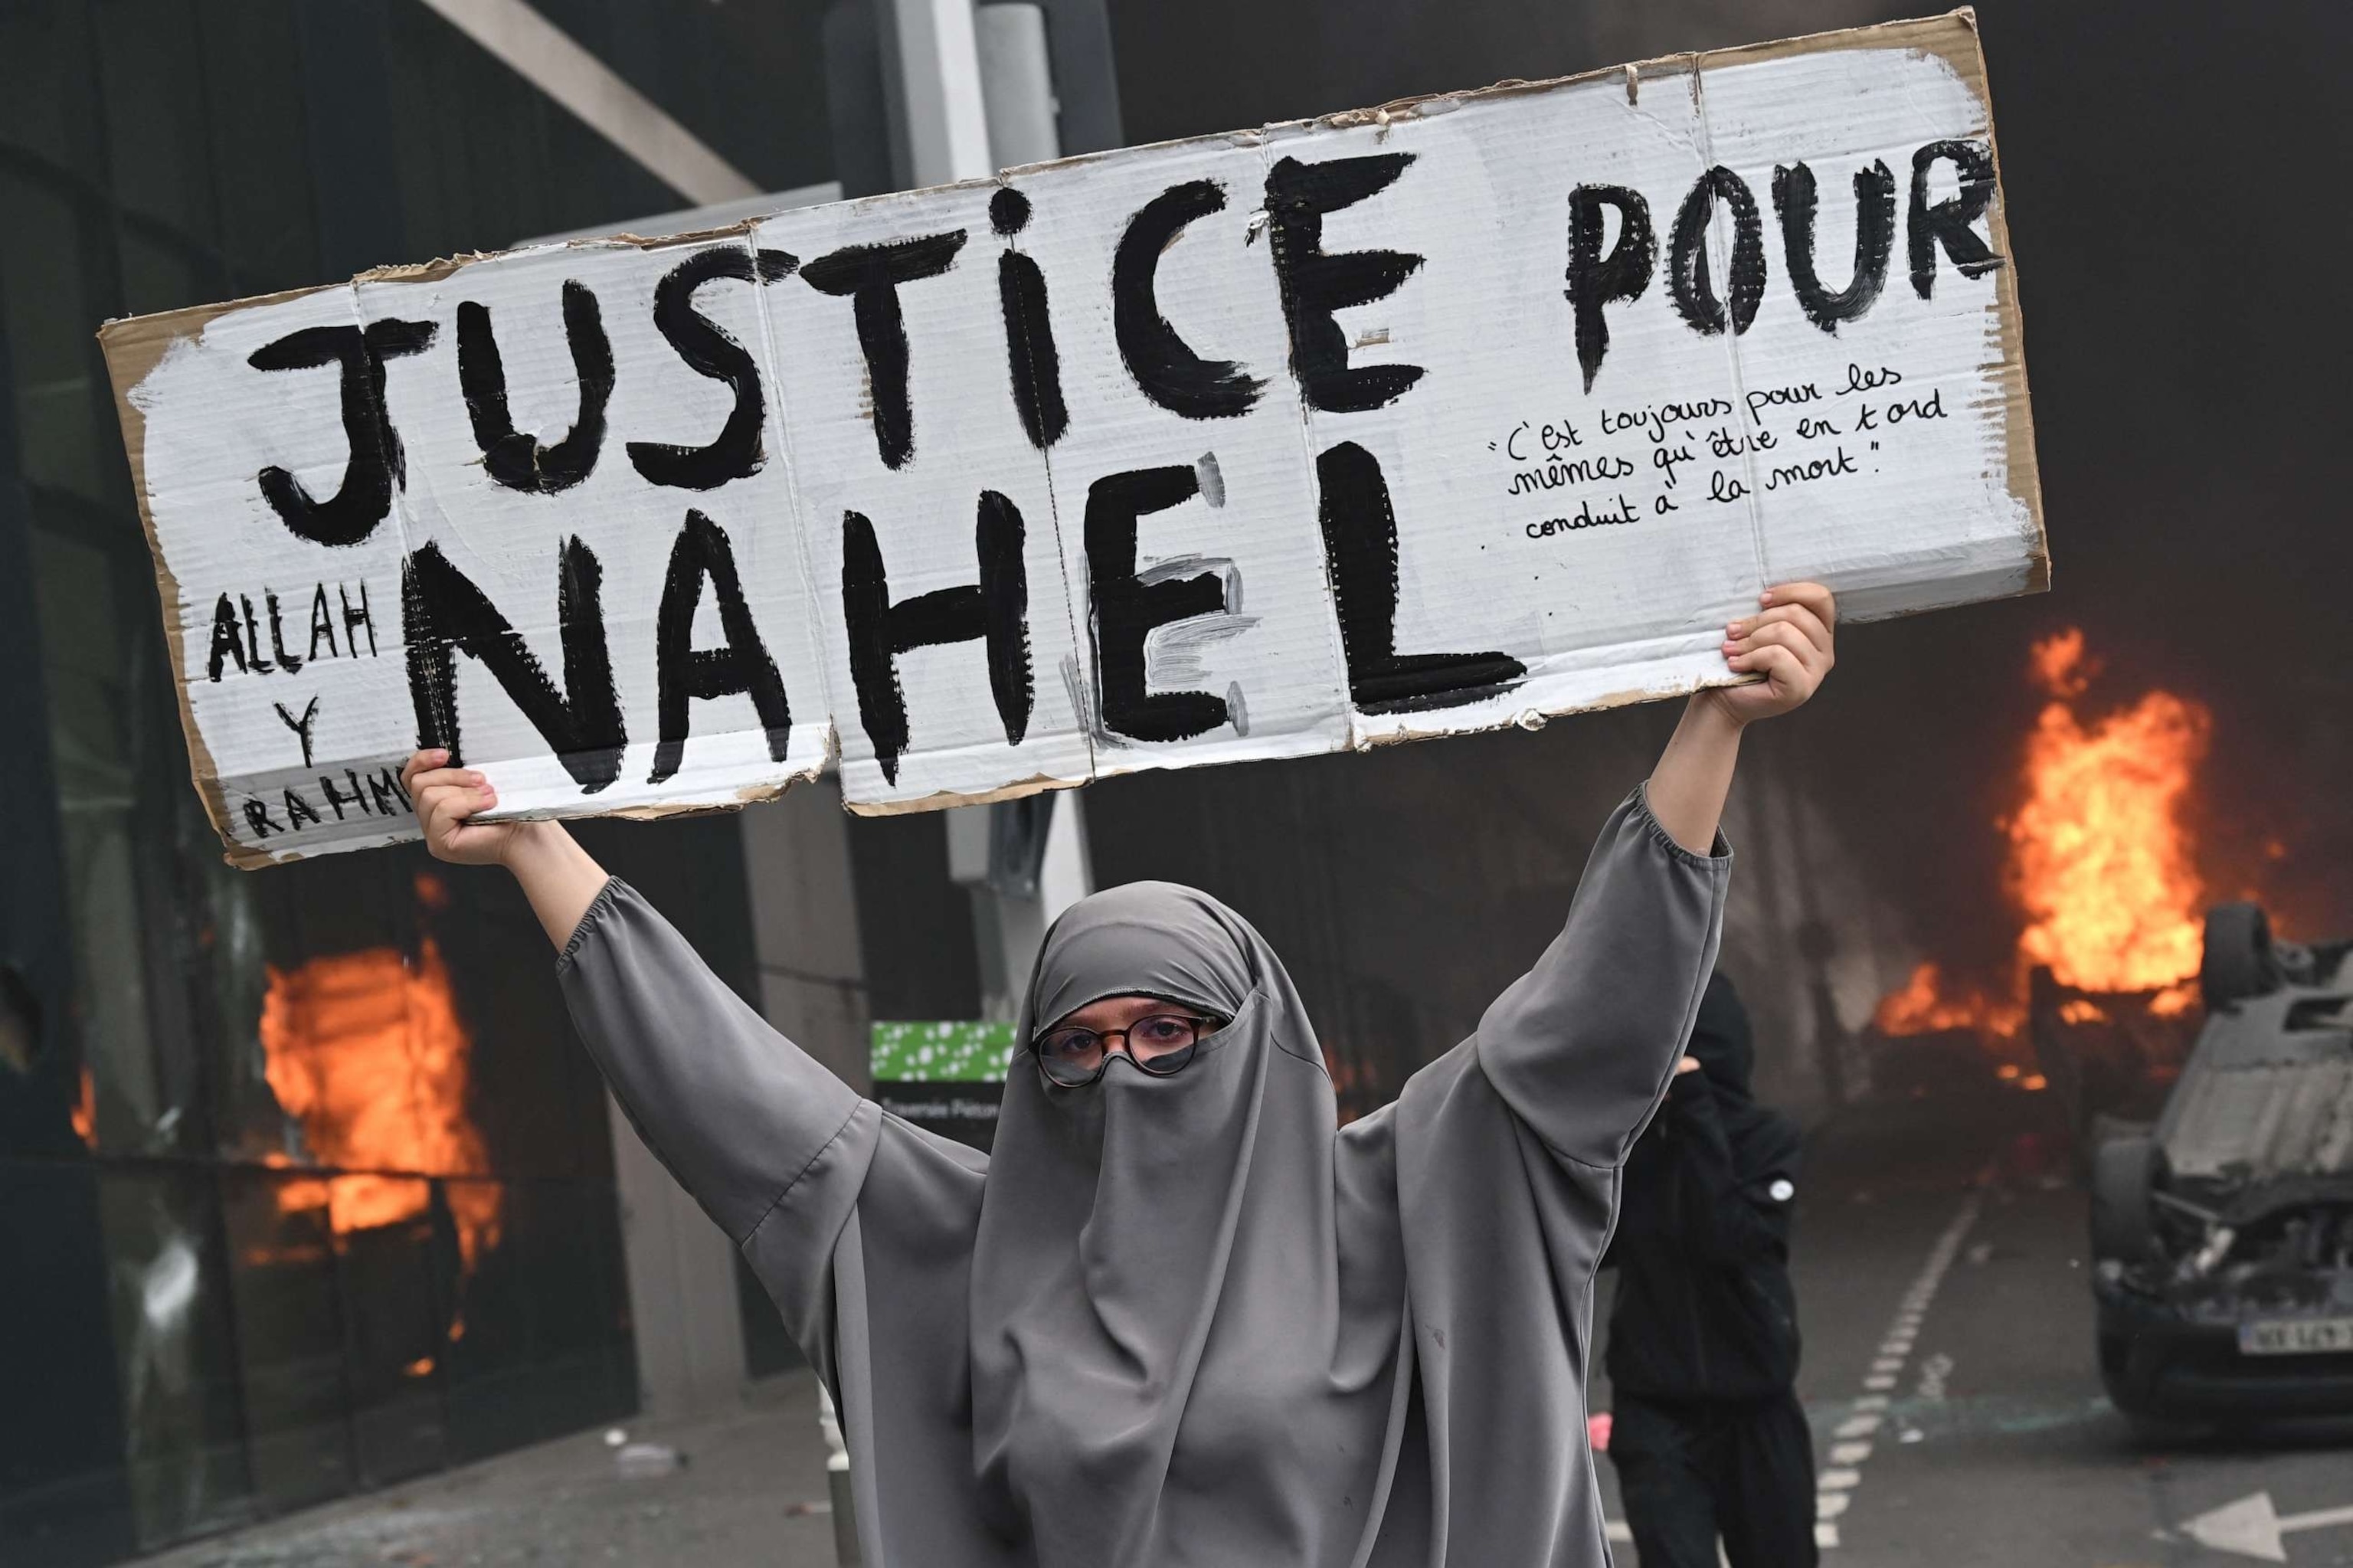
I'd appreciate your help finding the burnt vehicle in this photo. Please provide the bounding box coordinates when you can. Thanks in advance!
[2089,904,2353,1423]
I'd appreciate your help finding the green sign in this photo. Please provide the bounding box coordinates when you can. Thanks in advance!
[871,1020,1018,1084]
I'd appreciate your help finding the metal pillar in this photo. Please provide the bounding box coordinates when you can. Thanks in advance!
[831,0,1121,193]
[876,0,994,185]
[976,4,1062,166]
[603,1103,750,1418]
[947,794,1095,1020]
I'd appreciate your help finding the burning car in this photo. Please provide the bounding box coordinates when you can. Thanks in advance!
[2089,903,2353,1422]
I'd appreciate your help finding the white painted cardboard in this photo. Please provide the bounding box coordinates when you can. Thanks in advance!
[100,11,2041,866]
[756,185,1097,809]
[1015,133,1355,779]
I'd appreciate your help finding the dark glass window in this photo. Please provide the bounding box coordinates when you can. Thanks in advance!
[0,3,830,1560]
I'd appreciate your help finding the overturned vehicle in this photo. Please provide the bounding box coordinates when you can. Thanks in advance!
[2090,905,2353,1422]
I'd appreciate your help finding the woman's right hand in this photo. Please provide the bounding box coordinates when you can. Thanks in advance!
[402,748,529,867]
[402,749,613,948]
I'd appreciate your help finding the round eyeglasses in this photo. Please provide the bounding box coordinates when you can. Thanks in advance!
[1033,1013,1217,1088]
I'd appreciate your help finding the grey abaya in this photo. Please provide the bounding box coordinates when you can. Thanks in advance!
[561,789,1728,1568]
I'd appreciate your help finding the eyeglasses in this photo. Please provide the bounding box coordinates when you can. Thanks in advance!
[1033,1013,1216,1088]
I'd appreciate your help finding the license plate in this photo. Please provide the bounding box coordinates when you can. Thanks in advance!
[2238,1317,2353,1356]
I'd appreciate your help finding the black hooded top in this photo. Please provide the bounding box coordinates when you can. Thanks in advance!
[1604,970,1805,1403]
[560,790,1727,1567]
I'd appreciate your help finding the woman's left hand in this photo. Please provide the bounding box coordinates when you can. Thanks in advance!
[1710,581,1837,725]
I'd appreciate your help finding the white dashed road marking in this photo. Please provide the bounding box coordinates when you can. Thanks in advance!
[1813,1190,1982,1550]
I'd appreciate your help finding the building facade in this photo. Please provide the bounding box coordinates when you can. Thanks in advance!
[0,4,921,1561]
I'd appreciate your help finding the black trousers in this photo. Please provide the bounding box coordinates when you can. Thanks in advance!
[1608,1391,1818,1568]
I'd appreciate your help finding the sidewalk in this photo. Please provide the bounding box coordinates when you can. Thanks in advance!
[142,1373,843,1568]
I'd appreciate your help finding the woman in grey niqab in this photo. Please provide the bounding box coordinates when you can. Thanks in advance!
[404,584,1839,1567]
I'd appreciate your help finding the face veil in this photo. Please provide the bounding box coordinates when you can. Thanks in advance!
[967,881,1406,1568]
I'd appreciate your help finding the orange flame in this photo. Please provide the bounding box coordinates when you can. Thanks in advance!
[1872,961,2022,1037]
[258,938,502,1277]
[2027,627,2096,699]
[1876,629,2216,1039]
[70,1063,97,1147]
[2008,634,2210,992]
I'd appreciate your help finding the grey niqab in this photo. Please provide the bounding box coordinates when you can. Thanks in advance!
[560,791,1728,1568]
[972,884,1407,1567]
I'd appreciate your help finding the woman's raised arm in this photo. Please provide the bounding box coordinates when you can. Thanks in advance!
[402,751,611,948]
[401,751,872,1346]
[1470,583,1836,1168]
[1646,581,1838,853]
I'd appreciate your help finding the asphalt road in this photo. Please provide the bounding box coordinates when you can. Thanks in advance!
[1592,1075,2353,1568]
[142,1073,2351,1568]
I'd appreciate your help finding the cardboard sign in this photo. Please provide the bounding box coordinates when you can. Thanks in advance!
[100,12,2042,866]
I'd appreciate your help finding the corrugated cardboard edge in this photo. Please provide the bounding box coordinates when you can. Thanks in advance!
[96,280,352,869]
[1937,10,2050,597]
[1371,670,1767,750]
[842,771,1084,818]
[349,228,761,293]
[597,761,830,821]
[1693,10,2046,601]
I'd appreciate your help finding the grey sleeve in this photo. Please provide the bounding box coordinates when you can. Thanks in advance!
[1471,786,1730,1170]
[557,878,869,1248]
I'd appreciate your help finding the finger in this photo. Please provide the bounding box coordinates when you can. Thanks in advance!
[1723,620,1814,664]
[420,781,496,832]
[1765,645,1811,693]
[401,748,450,794]
[408,766,488,798]
[1727,643,1807,690]
[416,787,459,839]
[1726,606,1830,661]
[1728,602,1832,657]
[1760,581,1836,630]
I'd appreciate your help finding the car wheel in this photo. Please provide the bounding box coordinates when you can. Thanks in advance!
[2201,903,2279,1010]
[2090,1136,2156,1262]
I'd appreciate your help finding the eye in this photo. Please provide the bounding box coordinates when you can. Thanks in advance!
[1040,1028,1098,1059]
[1135,1016,1195,1046]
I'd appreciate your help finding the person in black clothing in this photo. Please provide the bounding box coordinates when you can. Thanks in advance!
[1603,971,1815,1568]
